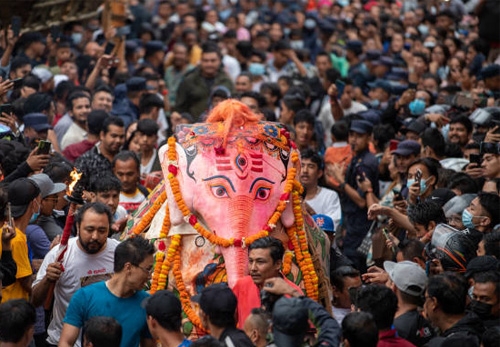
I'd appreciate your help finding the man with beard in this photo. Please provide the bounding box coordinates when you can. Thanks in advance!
[75,116,125,174]
[448,116,473,152]
[31,203,119,347]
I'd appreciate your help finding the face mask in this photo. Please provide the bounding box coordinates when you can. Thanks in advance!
[290,40,304,50]
[30,201,40,224]
[284,28,291,37]
[337,0,349,6]
[462,209,476,229]
[248,63,266,76]
[409,99,426,116]
[370,99,380,108]
[418,24,429,36]
[469,300,493,319]
[423,41,436,49]
[406,177,429,194]
[71,32,83,45]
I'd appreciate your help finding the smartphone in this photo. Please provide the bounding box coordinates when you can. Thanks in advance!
[356,165,365,182]
[389,139,399,152]
[12,78,23,89]
[392,188,403,201]
[403,42,411,51]
[11,16,21,37]
[335,80,345,99]
[37,140,52,155]
[492,120,500,134]
[415,168,422,183]
[0,104,13,115]
[455,94,475,109]
[6,202,12,228]
[50,25,61,40]
[469,153,481,166]
[382,228,391,242]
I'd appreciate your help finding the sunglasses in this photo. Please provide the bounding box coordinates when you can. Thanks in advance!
[480,142,500,155]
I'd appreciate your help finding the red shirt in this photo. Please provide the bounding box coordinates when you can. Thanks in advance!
[63,140,97,163]
[378,329,417,347]
[232,275,303,328]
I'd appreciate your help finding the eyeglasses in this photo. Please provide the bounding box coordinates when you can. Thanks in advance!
[133,264,153,275]
[480,142,500,155]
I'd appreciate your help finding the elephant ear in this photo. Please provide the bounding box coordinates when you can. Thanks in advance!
[159,142,195,226]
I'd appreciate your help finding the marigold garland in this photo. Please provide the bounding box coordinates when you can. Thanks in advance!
[149,252,165,293]
[131,190,167,235]
[171,235,207,333]
[282,251,294,275]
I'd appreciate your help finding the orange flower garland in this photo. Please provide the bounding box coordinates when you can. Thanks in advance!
[149,252,165,293]
[154,234,182,292]
[131,190,167,235]
[171,235,207,333]
[282,251,294,275]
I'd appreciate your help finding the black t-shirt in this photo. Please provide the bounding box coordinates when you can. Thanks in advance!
[219,327,254,347]
[394,309,434,347]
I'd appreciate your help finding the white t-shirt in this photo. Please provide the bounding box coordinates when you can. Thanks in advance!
[306,187,342,231]
[140,148,157,175]
[33,237,119,347]
[120,189,146,214]
[332,306,351,325]
[343,101,368,116]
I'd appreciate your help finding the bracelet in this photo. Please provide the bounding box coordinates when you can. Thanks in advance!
[339,182,347,191]
[364,188,373,194]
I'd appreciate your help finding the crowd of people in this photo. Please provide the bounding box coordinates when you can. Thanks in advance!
[0,0,500,346]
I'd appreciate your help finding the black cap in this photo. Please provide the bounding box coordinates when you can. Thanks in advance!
[365,50,382,61]
[346,40,363,55]
[272,297,309,347]
[126,77,148,92]
[192,283,237,317]
[145,40,166,56]
[465,256,500,279]
[479,64,500,80]
[367,79,392,95]
[350,119,373,134]
[426,188,456,207]
[403,120,427,135]
[8,178,41,218]
[142,290,182,326]
[23,113,52,132]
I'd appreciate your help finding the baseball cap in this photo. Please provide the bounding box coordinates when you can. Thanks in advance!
[272,296,309,347]
[367,79,392,95]
[126,77,148,92]
[28,173,66,198]
[350,119,373,134]
[8,178,41,218]
[426,188,456,207]
[392,140,421,156]
[403,120,426,135]
[23,113,52,132]
[383,261,427,297]
[142,290,182,326]
[192,283,237,317]
[478,64,500,80]
[464,256,500,279]
[312,214,334,233]
[346,40,363,55]
[32,67,53,84]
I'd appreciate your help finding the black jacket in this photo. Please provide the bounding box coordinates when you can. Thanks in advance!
[426,312,484,347]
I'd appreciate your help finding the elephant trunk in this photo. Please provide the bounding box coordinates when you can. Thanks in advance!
[218,195,254,288]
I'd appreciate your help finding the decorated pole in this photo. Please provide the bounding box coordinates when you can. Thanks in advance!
[43,168,83,310]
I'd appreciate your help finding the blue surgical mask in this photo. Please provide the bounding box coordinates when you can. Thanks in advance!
[290,40,304,50]
[71,32,83,45]
[409,99,426,116]
[462,209,475,229]
[418,24,429,36]
[406,177,429,194]
[248,63,266,76]
[29,201,40,224]
[370,99,380,108]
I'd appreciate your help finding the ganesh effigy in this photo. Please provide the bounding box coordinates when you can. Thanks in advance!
[123,100,330,337]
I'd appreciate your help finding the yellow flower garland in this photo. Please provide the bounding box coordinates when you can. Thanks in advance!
[131,190,167,236]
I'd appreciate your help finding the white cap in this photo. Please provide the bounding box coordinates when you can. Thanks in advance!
[384,261,427,297]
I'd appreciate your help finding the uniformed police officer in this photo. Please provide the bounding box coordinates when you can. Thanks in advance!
[326,119,379,273]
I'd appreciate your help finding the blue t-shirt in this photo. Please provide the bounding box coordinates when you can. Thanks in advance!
[63,281,151,347]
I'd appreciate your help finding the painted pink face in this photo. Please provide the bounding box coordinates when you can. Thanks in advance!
[189,147,287,239]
